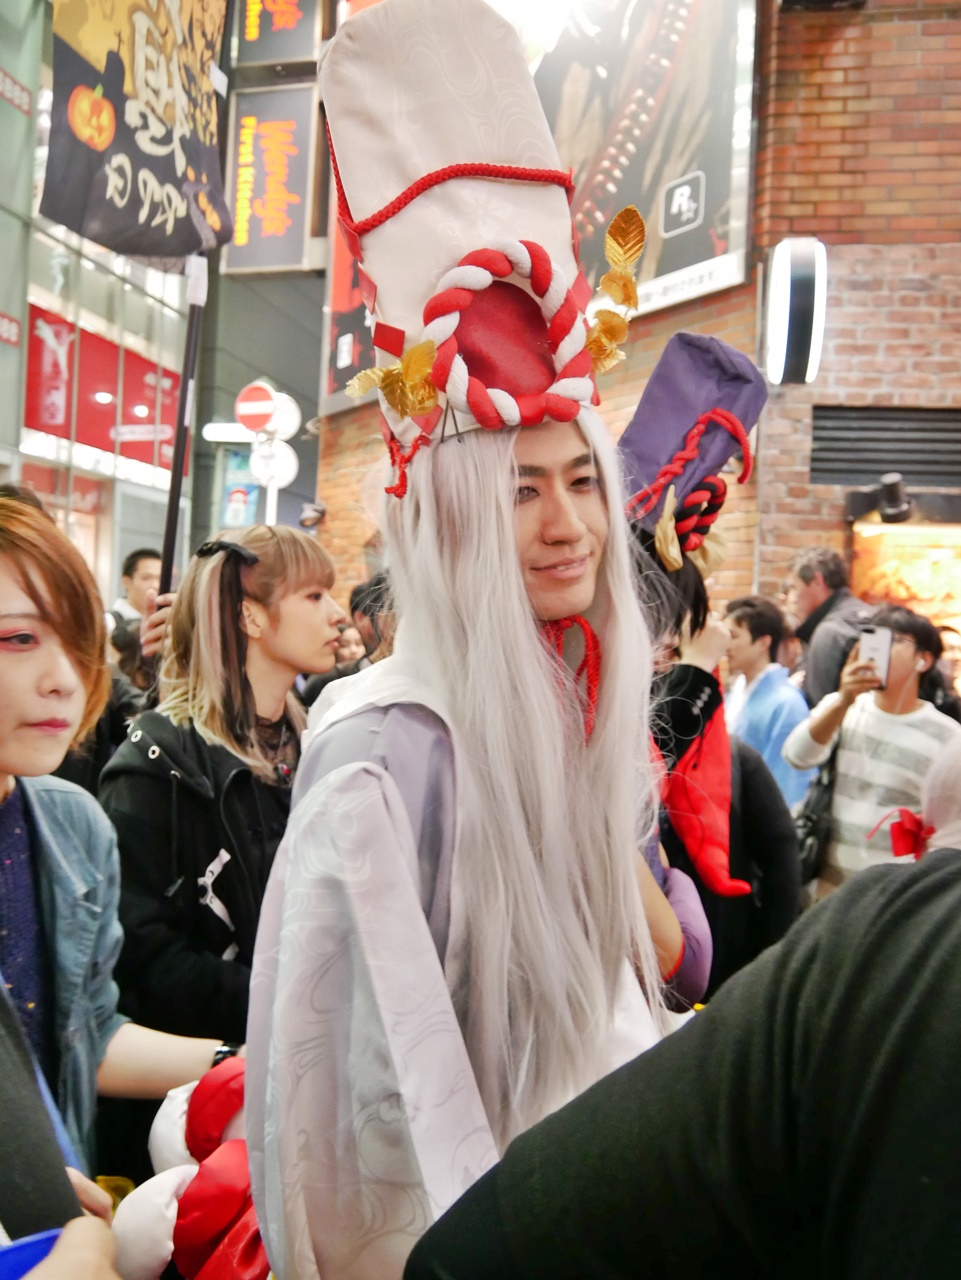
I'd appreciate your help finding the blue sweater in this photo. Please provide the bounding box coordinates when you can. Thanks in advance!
[728,666,814,809]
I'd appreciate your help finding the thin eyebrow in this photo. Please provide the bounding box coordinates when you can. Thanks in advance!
[0,612,41,621]
[516,452,596,478]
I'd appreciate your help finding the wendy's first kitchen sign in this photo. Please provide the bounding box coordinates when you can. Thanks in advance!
[222,82,317,273]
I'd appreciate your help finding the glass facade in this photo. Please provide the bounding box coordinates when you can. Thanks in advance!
[0,0,191,601]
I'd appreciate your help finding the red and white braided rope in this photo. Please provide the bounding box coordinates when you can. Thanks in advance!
[421,239,595,431]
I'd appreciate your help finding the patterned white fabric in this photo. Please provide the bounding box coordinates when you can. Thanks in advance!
[320,0,581,446]
[246,656,661,1280]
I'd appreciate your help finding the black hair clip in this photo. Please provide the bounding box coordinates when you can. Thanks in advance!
[195,539,260,566]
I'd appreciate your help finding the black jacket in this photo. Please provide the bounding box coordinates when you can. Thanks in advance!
[98,711,292,1042]
[54,671,143,796]
[795,588,873,707]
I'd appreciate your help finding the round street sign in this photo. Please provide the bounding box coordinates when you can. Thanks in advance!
[268,392,302,441]
[249,437,299,489]
[234,380,276,434]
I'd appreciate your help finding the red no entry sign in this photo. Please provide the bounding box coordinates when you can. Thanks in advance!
[234,380,276,433]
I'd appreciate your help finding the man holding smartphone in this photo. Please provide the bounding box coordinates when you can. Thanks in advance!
[783,605,961,897]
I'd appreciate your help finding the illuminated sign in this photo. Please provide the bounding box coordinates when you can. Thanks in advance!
[236,0,320,66]
[222,83,317,273]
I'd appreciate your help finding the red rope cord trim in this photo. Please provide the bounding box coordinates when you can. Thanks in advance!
[326,120,352,223]
[625,407,753,521]
[674,476,727,550]
[540,615,602,742]
[338,163,575,239]
[385,430,432,499]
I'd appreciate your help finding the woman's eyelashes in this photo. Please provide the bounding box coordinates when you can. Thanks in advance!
[0,630,39,649]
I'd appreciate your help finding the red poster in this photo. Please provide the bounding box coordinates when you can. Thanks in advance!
[25,303,186,473]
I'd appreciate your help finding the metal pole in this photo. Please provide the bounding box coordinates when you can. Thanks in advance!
[159,292,203,593]
[264,481,279,526]
[157,0,236,594]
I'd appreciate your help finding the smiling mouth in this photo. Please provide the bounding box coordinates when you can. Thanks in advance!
[532,555,590,579]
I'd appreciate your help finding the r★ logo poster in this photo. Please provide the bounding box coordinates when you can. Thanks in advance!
[40,0,233,258]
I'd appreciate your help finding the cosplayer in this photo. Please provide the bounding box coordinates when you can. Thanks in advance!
[246,2,677,1276]
[619,333,801,994]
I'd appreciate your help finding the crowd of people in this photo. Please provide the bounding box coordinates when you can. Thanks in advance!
[4,1,961,1276]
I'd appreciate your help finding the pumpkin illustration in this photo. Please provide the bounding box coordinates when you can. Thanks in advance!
[67,83,116,152]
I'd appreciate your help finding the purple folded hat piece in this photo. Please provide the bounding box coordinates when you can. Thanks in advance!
[618,332,768,529]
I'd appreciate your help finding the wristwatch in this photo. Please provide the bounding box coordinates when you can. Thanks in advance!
[211,1042,241,1068]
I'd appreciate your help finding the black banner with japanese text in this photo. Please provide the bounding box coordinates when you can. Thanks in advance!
[40,0,233,258]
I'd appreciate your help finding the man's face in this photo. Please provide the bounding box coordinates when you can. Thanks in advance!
[123,557,161,615]
[791,572,828,622]
[725,618,769,677]
[512,420,609,622]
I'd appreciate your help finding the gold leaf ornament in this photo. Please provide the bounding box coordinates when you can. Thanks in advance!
[687,526,728,579]
[586,309,629,374]
[605,206,647,269]
[345,340,439,419]
[598,205,646,311]
[653,486,684,572]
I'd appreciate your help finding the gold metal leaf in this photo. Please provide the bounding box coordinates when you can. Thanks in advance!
[604,206,646,270]
[345,367,385,398]
[599,267,639,311]
[586,309,630,375]
[400,340,436,385]
[345,341,438,418]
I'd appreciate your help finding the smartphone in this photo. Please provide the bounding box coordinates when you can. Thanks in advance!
[858,625,893,688]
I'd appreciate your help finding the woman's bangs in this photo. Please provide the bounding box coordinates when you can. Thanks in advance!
[279,533,335,594]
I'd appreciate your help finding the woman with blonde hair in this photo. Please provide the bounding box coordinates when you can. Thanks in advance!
[99,527,343,1041]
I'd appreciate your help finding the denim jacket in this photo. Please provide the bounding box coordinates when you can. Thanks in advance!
[20,775,128,1173]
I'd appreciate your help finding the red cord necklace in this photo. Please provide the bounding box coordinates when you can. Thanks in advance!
[540,615,602,742]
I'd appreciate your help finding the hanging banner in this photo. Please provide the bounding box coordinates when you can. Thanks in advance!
[222,82,317,273]
[235,0,321,67]
[40,0,233,258]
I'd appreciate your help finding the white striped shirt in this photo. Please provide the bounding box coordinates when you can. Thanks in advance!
[783,692,961,885]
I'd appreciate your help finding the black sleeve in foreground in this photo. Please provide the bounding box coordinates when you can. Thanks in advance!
[408,852,961,1280]
[0,988,81,1240]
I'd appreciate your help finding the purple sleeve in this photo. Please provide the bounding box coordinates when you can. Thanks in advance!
[661,865,713,1009]
[641,831,666,888]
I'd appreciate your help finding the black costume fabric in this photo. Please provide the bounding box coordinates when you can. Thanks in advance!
[659,748,799,996]
[406,849,961,1279]
[0,985,80,1240]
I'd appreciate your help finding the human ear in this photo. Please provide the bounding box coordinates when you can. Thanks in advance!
[240,601,265,639]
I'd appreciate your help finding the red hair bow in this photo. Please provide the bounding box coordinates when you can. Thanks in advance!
[868,808,934,860]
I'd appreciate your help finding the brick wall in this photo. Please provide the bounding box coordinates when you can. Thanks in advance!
[757,241,961,594]
[753,0,961,594]
[314,0,961,615]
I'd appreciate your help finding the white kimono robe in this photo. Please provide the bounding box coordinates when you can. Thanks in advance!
[246,655,660,1280]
